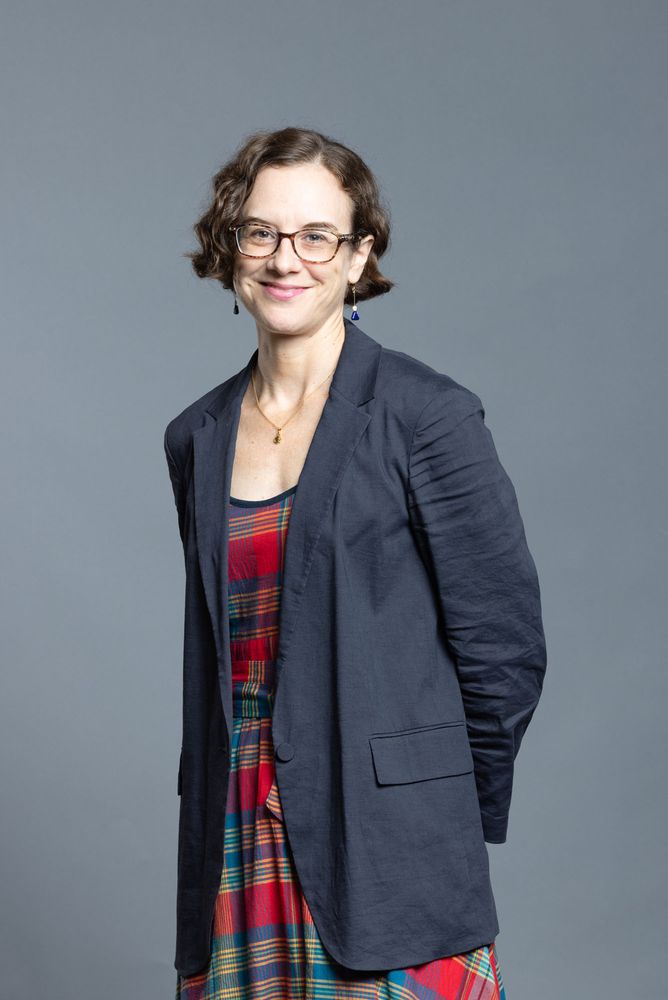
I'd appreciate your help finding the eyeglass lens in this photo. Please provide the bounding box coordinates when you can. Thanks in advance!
[235,225,340,262]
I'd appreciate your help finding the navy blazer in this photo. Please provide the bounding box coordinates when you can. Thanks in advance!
[164,318,547,977]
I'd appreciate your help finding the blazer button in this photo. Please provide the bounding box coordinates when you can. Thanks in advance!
[275,742,294,761]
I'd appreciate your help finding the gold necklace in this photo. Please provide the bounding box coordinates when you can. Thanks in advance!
[251,339,342,444]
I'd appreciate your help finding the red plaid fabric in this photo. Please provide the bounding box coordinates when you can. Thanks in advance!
[175,485,506,999]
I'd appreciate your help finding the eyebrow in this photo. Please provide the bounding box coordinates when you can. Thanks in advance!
[241,216,341,232]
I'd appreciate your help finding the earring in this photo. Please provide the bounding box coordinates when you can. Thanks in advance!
[233,292,239,315]
[350,284,360,321]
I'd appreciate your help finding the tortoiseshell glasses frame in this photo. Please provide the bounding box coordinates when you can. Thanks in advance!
[228,223,359,263]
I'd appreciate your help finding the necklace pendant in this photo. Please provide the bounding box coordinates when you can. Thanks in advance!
[273,428,282,444]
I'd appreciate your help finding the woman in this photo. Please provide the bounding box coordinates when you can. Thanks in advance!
[164,126,547,999]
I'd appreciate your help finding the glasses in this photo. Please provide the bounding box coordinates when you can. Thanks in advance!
[229,223,358,263]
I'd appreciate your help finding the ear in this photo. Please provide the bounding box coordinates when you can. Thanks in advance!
[347,234,375,285]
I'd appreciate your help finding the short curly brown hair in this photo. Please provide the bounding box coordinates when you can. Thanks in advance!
[184,126,394,305]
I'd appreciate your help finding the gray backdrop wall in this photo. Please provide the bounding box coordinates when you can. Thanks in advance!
[1,2,666,997]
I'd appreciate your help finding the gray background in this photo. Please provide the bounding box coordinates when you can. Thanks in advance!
[1,2,666,997]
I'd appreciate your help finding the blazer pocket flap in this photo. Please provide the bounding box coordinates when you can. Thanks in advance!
[369,722,474,785]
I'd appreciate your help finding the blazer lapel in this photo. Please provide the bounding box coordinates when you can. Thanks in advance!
[192,318,381,749]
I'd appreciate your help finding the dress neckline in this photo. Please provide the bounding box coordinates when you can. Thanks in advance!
[229,483,298,507]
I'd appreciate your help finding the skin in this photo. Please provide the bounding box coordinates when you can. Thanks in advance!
[229,162,374,500]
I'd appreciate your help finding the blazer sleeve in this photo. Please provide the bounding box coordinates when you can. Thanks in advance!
[164,424,186,549]
[407,385,547,844]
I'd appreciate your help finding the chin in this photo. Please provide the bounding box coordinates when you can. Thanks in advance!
[256,311,309,335]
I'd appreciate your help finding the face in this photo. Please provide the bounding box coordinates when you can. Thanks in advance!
[232,162,374,338]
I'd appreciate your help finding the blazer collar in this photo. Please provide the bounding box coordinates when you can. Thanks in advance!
[205,315,379,421]
[192,318,382,749]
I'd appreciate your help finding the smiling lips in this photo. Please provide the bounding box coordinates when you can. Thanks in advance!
[261,282,309,301]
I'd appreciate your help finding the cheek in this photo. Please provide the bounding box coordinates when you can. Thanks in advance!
[237,267,263,291]
[325,266,348,295]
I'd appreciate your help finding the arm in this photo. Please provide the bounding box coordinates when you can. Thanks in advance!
[407,385,547,843]
[164,424,186,548]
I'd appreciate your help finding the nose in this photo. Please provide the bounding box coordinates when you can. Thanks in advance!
[267,234,303,273]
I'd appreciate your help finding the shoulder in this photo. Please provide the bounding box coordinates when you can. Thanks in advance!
[163,369,240,473]
[374,340,485,432]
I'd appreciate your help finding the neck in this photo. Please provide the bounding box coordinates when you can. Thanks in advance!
[252,315,346,407]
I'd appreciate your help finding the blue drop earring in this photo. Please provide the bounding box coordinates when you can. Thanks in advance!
[350,283,360,321]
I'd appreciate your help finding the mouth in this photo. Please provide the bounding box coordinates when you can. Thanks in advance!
[260,282,310,301]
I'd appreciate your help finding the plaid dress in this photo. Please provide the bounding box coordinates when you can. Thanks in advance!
[175,484,507,1000]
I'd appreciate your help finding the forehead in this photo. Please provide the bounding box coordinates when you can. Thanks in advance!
[241,162,353,227]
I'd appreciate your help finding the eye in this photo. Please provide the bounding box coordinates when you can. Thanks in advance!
[300,230,336,245]
[248,227,276,240]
